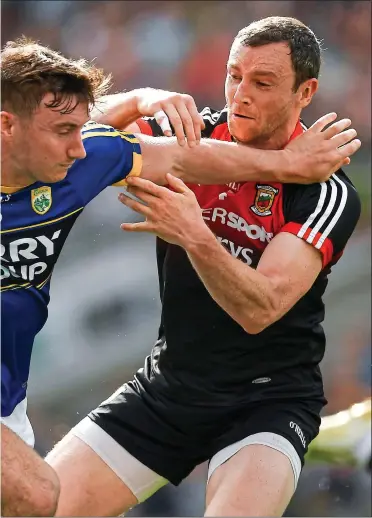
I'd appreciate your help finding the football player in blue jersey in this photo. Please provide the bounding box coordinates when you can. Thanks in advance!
[0,36,361,516]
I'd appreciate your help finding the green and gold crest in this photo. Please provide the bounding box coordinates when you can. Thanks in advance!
[250,184,279,216]
[31,186,52,215]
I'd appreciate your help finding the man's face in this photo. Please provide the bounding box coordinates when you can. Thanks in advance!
[225,41,315,146]
[8,93,89,184]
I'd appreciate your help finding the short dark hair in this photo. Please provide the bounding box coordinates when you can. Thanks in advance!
[234,16,322,91]
[1,36,112,117]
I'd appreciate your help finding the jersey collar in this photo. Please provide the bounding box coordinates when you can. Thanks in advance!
[286,119,305,145]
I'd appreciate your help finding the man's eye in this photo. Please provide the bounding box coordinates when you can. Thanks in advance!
[256,81,271,87]
[230,73,241,81]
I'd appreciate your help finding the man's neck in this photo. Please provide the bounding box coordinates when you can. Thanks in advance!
[1,154,33,190]
[236,116,301,151]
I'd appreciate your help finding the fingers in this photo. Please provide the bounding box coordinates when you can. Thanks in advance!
[174,101,197,147]
[125,186,158,204]
[330,128,357,148]
[154,110,172,137]
[161,103,186,146]
[308,112,337,133]
[326,139,361,175]
[125,176,166,197]
[118,193,152,217]
[336,138,362,159]
[154,95,203,147]
[120,221,151,232]
[184,97,205,141]
[199,112,206,131]
[322,118,352,139]
[165,173,190,194]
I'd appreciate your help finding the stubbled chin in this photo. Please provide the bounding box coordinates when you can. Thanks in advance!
[229,122,258,144]
[45,171,68,183]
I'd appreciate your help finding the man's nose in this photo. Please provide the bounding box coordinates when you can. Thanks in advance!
[234,81,253,105]
[68,136,87,160]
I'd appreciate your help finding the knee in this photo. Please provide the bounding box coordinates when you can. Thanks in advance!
[23,466,60,517]
[2,470,60,517]
[32,466,61,517]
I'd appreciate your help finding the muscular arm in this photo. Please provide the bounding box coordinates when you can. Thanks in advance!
[138,133,288,185]
[93,93,287,185]
[93,97,290,186]
[138,118,360,185]
[91,91,143,131]
[120,165,360,334]
[184,230,322,334]
[92,93,360,186]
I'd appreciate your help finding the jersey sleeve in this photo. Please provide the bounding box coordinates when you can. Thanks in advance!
[68,121,142,205]
[136,117,164,137]
[199,106,228,138]
[135,106,228,139]
[280,172,361,268]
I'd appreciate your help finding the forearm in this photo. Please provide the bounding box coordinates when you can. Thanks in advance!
[176,138,289,184]
[91,91,144,128]
[184,228,277,334]
[138,134,290,185]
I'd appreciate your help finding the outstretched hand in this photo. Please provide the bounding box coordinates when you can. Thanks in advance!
[284,113,361,184]
[119,174,210,248]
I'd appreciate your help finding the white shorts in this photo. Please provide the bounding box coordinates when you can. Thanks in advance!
[0,398,35,447]
[72,416,301,503]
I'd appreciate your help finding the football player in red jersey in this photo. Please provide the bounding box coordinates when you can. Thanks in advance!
[46,17,362,517]
[2,35,361,518]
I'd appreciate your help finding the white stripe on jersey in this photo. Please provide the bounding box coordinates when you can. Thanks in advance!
[297,174,348,248]
[315,174,348,249]
[200,107,227,125]
[307,178,338,244]
[297,182,327,238]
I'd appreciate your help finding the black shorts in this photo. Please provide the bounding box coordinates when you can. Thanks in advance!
[87,360,326,486]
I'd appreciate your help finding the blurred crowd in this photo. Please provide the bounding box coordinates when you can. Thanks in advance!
[2,0,371,145]
[2,1,371,516]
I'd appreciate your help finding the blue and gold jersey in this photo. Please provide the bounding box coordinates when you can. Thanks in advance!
[1,122,142,427]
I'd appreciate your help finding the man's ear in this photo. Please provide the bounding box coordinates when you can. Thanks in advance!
[1,111,16,137]
[298,79,318,108]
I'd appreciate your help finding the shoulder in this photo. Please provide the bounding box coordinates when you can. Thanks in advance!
[80,121,140,153]
[284,170,360,213]
[81,120,115,134]
[281,170,361,264]
[200,107,228,138]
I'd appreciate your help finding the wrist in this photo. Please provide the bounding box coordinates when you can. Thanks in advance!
[92,91,141,127]
[251,149,288,184]
[134,87,157,116]
[182,224,217,255]
[265,150,291,183]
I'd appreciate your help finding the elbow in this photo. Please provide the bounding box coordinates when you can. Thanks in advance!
[240,302,279,335]
[241,317,272,335]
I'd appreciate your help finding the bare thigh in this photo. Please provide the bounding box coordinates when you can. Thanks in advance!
[46,433,138,517]
[205,444,295,517]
